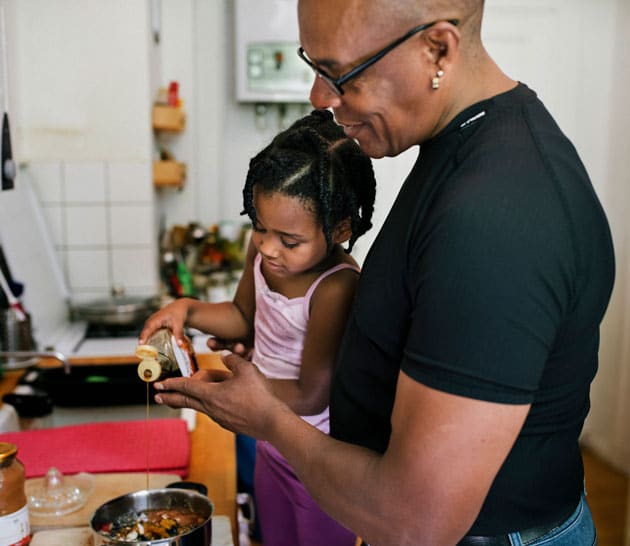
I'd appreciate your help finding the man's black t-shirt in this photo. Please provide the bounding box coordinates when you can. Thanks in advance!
[330,83,615,534]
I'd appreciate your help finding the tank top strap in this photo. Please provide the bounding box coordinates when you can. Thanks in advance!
[303,262,360,319]
[253,252,263,285]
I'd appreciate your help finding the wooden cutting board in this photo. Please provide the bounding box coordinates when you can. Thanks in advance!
[28,472,179,531]
[30,527,92,546]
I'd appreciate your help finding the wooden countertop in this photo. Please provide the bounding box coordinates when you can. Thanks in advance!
[0,352,237,542]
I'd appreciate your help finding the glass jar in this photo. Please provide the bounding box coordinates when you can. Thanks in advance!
[0,442,30,546]
[136,328,199,383]
[207,271,230,303]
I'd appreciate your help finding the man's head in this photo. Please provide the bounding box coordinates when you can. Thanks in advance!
[298,0,497,158]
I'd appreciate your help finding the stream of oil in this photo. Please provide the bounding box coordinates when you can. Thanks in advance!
[146,381,150,491]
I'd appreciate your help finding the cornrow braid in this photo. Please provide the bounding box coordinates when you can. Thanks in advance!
[241,109,376,254]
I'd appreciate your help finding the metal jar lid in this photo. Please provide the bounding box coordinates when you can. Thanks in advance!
[0,442,17,463]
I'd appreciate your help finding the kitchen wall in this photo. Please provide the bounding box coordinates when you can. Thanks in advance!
[1,0,158,305]
[0,0,414,303]
[27,159,156,301]
[585,0,630,476]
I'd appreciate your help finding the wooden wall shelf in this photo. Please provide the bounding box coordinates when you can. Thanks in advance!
[152,105,186,132]
[153,160,186,188]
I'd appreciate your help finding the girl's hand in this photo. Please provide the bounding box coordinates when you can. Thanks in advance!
[206,337,253,359]
[138,298,192,345]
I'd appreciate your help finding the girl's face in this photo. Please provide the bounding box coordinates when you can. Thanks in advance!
[251,190,330,277]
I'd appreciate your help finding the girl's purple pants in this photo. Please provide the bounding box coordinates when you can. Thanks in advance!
[254,440,357,546]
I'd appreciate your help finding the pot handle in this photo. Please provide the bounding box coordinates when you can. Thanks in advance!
[166,480,208,497]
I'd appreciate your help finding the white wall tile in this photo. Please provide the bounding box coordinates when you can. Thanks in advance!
[64,162,106,203]
[111,246,159,291]
[66,249,110,289]
[40,204,65,246]
[108,161,152,203]
[109,205,155,246]
[65,205,108,246]
[26,161,63,203]
[69,288,111,303]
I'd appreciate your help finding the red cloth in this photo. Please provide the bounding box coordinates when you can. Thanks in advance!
[0,419,190,478]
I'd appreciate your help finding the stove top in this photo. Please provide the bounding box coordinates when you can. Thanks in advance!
[75,336,138,358]
[84,322,142,339]
[75,324,140,356]
[45,321,214,359]
[42,321,138,358]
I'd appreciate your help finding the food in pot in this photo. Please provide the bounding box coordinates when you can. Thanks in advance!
[96,507,206,541]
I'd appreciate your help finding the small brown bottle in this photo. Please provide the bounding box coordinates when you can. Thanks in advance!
[136,328,199,383]
[0,442,30,546]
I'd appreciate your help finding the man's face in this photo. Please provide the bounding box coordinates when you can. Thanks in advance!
[298,0,439,159]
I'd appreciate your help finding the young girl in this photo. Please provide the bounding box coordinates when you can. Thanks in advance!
[139,109,376,546]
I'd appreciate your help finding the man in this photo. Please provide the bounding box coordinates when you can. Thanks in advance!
[154,1,615,544]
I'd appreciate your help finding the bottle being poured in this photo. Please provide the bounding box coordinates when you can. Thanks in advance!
[136,328,198,383]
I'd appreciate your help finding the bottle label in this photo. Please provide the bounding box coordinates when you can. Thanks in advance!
[171,334,195,377]
[0,504,30,546]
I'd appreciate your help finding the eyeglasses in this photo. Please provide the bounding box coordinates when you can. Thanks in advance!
[298,19,459,95]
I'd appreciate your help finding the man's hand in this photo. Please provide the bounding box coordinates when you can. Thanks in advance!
[154,352,287,438]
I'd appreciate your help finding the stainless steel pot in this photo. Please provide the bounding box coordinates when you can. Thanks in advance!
[71,289,159,328]
[90,487,213,546]
[0,308,37,368]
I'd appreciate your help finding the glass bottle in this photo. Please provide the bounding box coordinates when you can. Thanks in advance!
[0,442,30,546]
[136,328,198,383]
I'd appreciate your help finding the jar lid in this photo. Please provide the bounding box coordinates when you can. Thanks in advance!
[26,467,95,517]
[0,442,17,462]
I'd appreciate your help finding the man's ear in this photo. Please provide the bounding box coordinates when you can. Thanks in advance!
[424,21,460,69]
[332,217,353,244]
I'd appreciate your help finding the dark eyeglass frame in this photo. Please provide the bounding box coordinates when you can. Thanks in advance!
[298,19,459,95]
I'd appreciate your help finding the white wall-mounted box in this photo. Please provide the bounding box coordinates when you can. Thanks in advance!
[234,0,311,103]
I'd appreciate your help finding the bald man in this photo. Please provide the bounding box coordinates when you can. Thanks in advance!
[154,2,614,544]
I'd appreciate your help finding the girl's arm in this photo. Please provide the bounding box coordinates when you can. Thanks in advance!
[268,266,359,415]
[139,242,257,346]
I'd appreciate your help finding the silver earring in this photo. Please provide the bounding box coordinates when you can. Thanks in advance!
[432,69,444,90]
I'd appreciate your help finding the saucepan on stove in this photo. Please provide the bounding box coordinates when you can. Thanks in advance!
[71,286,160,328]
[90,485,213,546]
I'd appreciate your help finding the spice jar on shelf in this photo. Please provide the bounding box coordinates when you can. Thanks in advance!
[136,328,199,383]
[0,442,30,546]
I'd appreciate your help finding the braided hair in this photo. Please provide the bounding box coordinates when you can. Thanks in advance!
[242,109,376,253]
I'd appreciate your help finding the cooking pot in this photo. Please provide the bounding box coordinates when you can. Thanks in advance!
[90,486,213,546]
[71,287,159,328]
[0,308,37,368]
